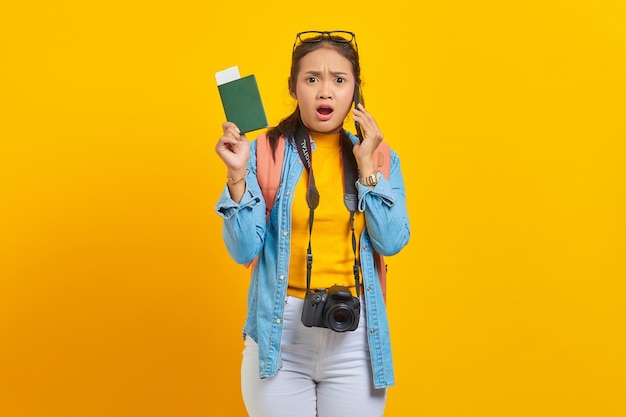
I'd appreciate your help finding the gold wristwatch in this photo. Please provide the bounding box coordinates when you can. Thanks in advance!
[358,172,380,186]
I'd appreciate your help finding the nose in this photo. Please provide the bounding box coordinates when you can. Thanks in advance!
[318,80,332,99]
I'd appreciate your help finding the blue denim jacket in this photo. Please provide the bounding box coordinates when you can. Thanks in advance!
[215,131,410,389]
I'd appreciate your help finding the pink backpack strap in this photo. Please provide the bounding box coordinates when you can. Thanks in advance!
[373,140,391,178]
[256,133,285,221]
[372,140,391,302]
[244,134,284,270]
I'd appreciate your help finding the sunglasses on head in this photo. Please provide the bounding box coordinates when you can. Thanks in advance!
[292,31,358,54]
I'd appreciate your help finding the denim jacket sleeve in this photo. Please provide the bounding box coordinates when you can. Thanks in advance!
[353,135,411,257]
[214,140,267,265]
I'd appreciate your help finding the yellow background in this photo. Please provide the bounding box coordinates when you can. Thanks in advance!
[1,1,625,416]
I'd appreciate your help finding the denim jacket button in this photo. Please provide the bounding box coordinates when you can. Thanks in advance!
[276,318,282,324]
[279,275,285,280]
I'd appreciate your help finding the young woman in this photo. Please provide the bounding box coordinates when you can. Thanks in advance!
[215,31,410,417]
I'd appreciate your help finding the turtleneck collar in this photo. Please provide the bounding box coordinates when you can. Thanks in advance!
[310,131,341,149]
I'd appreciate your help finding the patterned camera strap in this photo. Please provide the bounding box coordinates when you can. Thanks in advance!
[294,122,361,298]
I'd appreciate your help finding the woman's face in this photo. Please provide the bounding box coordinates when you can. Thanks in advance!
[292,47,356,134]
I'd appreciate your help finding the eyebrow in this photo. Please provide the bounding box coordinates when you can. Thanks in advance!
[303,70,350,77]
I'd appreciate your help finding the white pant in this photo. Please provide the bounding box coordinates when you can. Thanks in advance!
[241,295,387,417]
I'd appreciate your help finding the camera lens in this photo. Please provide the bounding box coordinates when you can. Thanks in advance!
[333,309,349,323]
[326,305,356,332]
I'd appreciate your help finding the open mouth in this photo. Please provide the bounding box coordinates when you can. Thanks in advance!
[316,105,334,116]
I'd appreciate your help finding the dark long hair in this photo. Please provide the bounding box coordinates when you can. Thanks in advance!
[266,39,362,159]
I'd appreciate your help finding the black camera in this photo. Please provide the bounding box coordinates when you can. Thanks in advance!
[301,285,360,332]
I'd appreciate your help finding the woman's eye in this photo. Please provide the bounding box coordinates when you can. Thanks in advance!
[307,77,317,83]
[336,77,345,83]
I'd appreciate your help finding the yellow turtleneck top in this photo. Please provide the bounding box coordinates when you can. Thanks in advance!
[286,132,365,299]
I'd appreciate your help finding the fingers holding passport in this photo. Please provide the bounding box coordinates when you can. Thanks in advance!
[216,121,250,172]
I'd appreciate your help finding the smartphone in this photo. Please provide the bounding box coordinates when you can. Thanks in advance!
[354,83,364,142]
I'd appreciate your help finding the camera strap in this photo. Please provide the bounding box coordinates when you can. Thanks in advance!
[294,122,361,298]
[340,131,361,298]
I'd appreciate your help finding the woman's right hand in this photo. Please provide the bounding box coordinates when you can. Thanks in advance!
[215,122,250,177]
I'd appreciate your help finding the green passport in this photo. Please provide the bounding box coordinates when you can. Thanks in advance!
[217,74,268,134]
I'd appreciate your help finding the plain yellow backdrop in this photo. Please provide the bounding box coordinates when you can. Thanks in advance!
[1,1,625,416]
